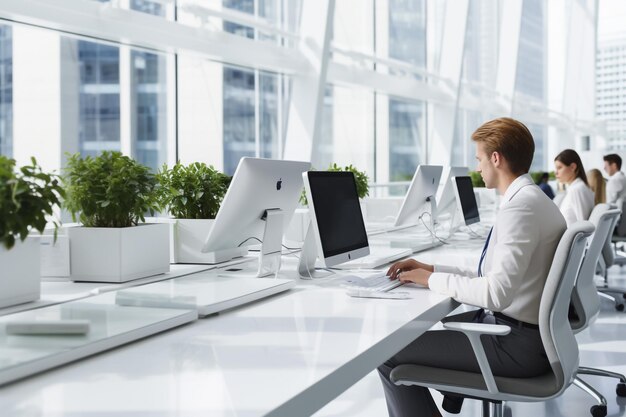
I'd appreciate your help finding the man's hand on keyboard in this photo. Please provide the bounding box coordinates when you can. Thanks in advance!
[397,268,432,288]
[387,259,434,280]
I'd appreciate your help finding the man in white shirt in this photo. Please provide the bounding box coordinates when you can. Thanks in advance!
[377,118,567,417]
[604,154,626,204]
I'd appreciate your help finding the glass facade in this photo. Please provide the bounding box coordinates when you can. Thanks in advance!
[0,0,598,180]
[131,0,168,171]
[0,25,12,157]
[387,0,426,182]
[77,41,121,156]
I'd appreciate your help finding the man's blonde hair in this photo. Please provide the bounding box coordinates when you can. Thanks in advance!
[471,118,535,175]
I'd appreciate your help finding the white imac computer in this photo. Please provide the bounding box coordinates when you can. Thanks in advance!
[393,165,443,228]
[202,157,310,277]
[436,166,470,218]
[452,176,480,226]
[298,171,371,278]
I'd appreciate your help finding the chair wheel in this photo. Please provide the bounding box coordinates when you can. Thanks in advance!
[591,404,607,417]
[617,382,626,397]
[617,304,625,312]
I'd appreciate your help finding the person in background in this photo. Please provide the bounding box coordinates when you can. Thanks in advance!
[554,149,594,226]
[587,168,606,205]
[536,172,555,199]
[603,154,626,204]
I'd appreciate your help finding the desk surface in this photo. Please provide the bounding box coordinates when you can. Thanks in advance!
[0,236,486,417]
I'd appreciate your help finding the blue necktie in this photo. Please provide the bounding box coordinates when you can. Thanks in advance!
[478,227,493,277]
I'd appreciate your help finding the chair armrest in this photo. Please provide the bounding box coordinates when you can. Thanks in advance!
[442,321,511,394]
[443,322,511,336]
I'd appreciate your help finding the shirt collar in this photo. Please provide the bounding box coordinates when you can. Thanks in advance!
[569,177,584,188]
[500,174,534,208]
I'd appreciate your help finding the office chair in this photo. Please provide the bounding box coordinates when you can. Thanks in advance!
[597,199,626,311]
[570,204,626,417]
[390,222,594,417]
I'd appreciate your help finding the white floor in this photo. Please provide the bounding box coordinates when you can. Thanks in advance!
[314,267,626,417]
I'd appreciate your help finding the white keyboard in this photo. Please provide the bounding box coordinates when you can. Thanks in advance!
[340,272,403,293]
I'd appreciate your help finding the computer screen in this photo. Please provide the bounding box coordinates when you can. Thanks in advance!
[394,165,443,227]
[201,157,310,263]
[436,166,469,216]
[453,176,480,225]
[304,171,369,267]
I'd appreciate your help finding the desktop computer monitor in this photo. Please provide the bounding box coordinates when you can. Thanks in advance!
[300,171,370,273]
[436,166,470,216]
[202,157,310,276]
[453,176,480,225]
[393,165,443,227]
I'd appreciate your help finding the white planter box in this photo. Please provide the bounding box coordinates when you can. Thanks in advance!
[172,219,219,264]
[68,223,170,283]
[0,238,41,309]
[285,208,309,244]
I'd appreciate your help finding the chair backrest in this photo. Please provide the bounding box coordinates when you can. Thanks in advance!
[601,201,622,267]
[571,205,621,332]
[613,198,626,237]
[539,221,594,393]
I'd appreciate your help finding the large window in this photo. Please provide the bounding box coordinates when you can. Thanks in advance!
[77,41,121,157]
[0,25,12,157]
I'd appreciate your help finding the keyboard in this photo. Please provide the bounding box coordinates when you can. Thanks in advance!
[340,272,403,293]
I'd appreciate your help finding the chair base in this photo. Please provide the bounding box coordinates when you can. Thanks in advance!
[597,289,625,311]
[573,377,608,417]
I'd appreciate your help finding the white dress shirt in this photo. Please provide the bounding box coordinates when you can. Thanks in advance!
[428,174,567,325]
[607,171,626,204]
[557,177,594,226]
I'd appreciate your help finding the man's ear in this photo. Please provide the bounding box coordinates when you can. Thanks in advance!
[491,151,501,167]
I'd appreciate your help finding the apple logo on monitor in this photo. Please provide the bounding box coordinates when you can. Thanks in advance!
[276,178,282,190]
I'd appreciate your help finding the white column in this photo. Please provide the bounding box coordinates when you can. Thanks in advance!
[427,0,469,166]
[177,56,224,170]
[283,0,335,162]
[12,26,62,172]
[496,0,523,114]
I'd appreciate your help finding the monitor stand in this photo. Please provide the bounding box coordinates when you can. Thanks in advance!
[298,221,334,279]
[203,208,285,278]
[256,208,284,277]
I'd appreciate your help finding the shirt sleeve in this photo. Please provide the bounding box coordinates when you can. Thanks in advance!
[428,201,537,311]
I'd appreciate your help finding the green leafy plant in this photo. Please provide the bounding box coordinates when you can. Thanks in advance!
[469,171,485,188]
[300,163,370,206]
[63,151,160,228]
[156,162,231,219]
[0,156,65,250]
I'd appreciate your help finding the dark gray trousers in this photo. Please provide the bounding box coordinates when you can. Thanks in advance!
[377,309,550,417]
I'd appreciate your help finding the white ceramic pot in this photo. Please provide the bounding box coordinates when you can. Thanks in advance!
[68,223,170,283]
[0,237,41,308]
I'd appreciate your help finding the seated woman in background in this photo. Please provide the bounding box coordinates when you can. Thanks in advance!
[536,172,555,199]
[554,149,594,225]
[587,168,606,205]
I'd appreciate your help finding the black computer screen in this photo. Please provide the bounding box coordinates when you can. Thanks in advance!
[308,171,369,258]
[455,176,480,224]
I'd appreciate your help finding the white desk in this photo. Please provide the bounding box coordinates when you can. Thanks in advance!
[0,237,486,416]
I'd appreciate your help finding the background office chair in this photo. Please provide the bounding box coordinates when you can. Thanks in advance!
[570,204,626,417]
[390,222,594,417]
[598,199,626,310]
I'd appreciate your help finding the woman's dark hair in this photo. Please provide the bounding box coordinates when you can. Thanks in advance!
[555,149,588,185]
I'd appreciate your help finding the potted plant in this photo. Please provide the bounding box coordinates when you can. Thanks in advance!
[0,156,64,308]
[156,162,231,263]
[63,151,169,282]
